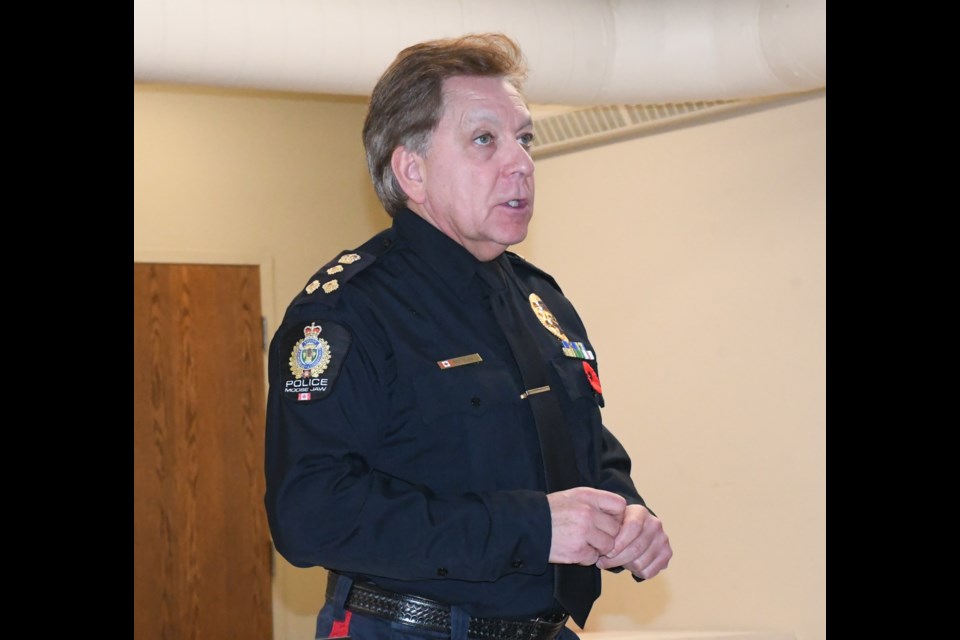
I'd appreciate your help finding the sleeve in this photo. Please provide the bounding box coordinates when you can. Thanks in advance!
[595,424,652,514]
[263,304,551,582]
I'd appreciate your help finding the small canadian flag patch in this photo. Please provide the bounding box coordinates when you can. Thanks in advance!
[298,392,311,401]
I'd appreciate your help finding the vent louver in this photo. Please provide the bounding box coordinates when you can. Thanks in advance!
[530,100,750,158]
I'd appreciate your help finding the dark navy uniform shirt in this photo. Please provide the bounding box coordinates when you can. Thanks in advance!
[264,208,647,620]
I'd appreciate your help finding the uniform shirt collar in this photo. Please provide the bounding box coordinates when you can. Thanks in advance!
[394,208,504,300]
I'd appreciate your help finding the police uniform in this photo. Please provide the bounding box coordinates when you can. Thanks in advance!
[264,208,649,638]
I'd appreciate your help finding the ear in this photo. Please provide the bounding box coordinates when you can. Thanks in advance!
[391,145,426,205]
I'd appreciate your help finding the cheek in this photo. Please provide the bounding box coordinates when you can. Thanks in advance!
[451,172,487,200]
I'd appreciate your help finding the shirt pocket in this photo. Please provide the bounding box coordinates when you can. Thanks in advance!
[550,355,603,408]
[411,360,523,425]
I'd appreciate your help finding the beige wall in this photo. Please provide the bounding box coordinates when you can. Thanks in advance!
[134,85,825,640]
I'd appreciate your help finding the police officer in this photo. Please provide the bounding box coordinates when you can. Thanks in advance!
[264,33,672,640]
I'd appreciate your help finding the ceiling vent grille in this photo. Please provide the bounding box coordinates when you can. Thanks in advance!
[530,99,750,158]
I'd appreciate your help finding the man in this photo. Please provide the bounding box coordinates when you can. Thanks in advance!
[264,33,672,640]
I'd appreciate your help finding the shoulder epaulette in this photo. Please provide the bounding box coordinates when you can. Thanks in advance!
[291,228,396,308]
[505,251,564,295]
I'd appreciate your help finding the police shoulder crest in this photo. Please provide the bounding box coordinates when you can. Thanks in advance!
[278,319,352,403]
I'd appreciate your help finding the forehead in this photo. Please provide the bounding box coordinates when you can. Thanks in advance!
[440,75,529,123]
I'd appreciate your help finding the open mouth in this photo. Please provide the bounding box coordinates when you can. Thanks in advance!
[505,199,526,209]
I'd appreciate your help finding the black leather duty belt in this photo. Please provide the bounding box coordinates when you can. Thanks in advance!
[326,575,569,640]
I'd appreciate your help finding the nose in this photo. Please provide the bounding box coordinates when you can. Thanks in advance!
[502,140,535,178]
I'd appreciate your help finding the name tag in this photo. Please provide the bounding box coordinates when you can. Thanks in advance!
[437,353,483,369]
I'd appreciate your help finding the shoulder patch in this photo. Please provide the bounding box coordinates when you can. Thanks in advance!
[278,319,352,403]
[505,251,563,294]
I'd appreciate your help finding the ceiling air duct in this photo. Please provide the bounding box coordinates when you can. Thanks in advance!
[134,0,825,153]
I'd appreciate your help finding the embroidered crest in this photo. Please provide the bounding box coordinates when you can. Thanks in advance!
[327,265,344,275]
[289,322,332,378]
[323,280,339,293]
[278,319,352,403]
[305,280,321,294]
[338,253,361,264]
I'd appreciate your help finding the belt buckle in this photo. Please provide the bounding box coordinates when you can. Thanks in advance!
[529,612,564,640]
[530,616,547,640]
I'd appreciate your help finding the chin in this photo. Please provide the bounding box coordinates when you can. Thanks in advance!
[501,231,529,249]
[498,218,530,242]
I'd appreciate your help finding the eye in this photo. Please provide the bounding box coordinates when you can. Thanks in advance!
[518,132,535,149]
[474,133,493,146]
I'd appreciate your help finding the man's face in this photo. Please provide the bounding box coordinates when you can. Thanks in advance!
[410,75,535,261]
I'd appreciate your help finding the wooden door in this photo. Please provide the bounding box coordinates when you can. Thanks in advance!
[134,262,273,640]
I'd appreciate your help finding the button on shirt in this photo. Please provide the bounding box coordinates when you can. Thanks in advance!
[264,208,646,620]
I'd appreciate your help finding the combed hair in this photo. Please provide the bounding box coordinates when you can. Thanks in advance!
[362,33,529,216]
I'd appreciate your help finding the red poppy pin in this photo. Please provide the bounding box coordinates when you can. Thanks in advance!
[583,361,602,395]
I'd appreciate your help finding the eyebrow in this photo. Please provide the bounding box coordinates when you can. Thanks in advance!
[461,109,533,132]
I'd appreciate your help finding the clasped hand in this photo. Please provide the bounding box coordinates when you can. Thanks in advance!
[547,487,672,580]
